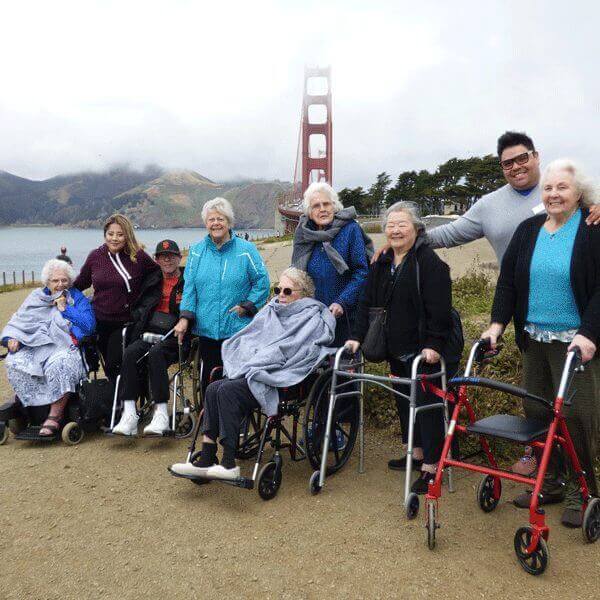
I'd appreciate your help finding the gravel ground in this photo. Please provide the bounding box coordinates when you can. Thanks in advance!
[1,242,598,599]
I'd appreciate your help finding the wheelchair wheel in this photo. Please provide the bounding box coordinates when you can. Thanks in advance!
[257,460,282,501]
[61,421,84,445]
[303,369,360,475]
[0,424,8,445]
[514,526,549,575]
[236,411,264,460]
[477,475,501,512]
[309,470,322,495]
[173,412,196,439]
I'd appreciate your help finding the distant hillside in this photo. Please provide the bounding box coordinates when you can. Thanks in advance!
[0,168,291,229]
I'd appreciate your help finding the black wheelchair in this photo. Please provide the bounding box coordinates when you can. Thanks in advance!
[0,337,108,446]
[169,353,365,500]
[106,326,199,439]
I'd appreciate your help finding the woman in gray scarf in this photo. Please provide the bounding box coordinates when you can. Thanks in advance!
[1,259,95,437]
[291,182,372,346]
[170,267,336,482]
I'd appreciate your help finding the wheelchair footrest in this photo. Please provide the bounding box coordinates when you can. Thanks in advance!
[14,426,58,442]
[466,414,549,443]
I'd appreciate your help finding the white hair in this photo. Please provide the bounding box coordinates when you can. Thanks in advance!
[301,182,344,217]
[201,197,235,226]
[383,201,426,235]
[41,258,75,287]
[542,159,599,208]
[279,267,315,298]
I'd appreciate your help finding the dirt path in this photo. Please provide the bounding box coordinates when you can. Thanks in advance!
[1,245,598,599]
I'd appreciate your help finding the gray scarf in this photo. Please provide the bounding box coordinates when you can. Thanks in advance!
[1,288,74,376]
[291,206,374,275]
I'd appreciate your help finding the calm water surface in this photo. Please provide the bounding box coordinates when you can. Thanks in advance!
[0,227,275,278]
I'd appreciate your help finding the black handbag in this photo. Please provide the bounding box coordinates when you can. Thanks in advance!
[77,377,115,430]
[146,311,178,335]
[361,262,405,363]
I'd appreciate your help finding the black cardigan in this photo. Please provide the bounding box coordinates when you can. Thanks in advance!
[491,209,600,351]
[352,239,452,356]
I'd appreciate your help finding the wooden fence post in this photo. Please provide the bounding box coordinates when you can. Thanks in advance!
[2,272,5,286]
[22,270,25,285]
[12,271,16,286]
[31,271,35,283]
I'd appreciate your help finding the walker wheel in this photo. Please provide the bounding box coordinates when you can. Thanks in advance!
[477,475,501,512]
[257,461,282,501]
[174,412,196,439]
[406,492,420,520]
[61,421,84,445]
[309,470,322,495]
[582,498,600,543]
[426,501,437,550]
[0,424,8,445]
[514,526,549,575]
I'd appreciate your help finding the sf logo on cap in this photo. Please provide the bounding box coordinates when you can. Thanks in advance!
[162,241,170,250]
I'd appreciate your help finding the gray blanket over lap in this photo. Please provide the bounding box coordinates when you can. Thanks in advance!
[222,297,337,416]
[1,288,73,376]
[292,206,374,275]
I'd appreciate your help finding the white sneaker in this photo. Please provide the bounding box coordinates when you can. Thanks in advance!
[143,411,170,435]
[170,461,215,478]
[205,464,240,481]
[112,413,139,436]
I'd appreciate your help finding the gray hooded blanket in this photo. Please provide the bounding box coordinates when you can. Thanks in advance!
[222,297,336,416]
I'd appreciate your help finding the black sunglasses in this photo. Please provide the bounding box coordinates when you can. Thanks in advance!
[273,286,298,296]
[499,150,536,171]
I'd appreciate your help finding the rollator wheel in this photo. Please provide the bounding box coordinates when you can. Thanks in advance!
[61,421,84,445]
[303,369,360,475]
[513,526,549,575]
[406,492,420,520]
[477,475,501,512]
[0,424,8,445]
[309,471,322,495]
[582,497,600,543]
[174,412,196,439]
[426,501,437,550]
[257,461,282,501]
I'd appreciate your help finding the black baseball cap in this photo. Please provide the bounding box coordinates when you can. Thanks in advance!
[155,239,181,256]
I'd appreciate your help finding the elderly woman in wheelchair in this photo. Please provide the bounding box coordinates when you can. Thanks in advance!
[170,267,338,485]
[0,258,95,441]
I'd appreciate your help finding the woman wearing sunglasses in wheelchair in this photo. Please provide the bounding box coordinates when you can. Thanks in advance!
[1,259,95,439]
[170,267,336,481]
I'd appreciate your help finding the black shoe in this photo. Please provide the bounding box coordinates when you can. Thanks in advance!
[561,507,583,528]
[513,490,564,509]
[410,471,436,495]
[388,456,423,471]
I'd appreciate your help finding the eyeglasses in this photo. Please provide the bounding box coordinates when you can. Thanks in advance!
[499,150,537,171]
[274,286,299,296]
[156,253,180,260]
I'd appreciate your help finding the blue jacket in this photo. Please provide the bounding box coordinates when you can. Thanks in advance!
[306,220,369,311]
[180,233,270,340]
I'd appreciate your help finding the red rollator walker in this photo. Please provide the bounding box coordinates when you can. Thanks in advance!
[423,339,600,575]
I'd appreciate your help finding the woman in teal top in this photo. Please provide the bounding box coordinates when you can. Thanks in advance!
[175,197,270,392]
[483,159,600,528]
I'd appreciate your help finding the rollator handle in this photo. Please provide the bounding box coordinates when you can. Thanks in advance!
[475,338,501,363]
[568,346,584,372]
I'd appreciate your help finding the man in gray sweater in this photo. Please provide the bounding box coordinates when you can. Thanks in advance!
[427,131,600,262]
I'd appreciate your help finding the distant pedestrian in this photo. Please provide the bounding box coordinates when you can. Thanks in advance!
[244,233,249,241]
[56,245,73,266]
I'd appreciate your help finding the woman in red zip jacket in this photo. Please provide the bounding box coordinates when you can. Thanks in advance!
[74,214,160,380]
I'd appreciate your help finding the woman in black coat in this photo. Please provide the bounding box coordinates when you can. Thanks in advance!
[346,201,453,494]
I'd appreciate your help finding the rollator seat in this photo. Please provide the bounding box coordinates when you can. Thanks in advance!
[466,414,549,443]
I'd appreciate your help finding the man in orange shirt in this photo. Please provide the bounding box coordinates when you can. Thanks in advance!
[112,240,188,436]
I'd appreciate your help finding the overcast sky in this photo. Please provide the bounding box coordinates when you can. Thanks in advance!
[1,0,599,188]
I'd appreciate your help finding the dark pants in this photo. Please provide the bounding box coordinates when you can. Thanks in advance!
[198,337,225,394]
[200,377,260,452]
[96,319,127,381]
[118,338,180,404]
[522,338,600,509]
[389,357,452,465]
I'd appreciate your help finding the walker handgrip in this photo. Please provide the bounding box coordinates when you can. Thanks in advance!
[569,346,583,372]
[474,338,501,363]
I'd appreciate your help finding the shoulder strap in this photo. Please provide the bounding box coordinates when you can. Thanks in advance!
[383,258,406,308]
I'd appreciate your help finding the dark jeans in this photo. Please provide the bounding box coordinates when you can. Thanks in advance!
[200,377,260,452]
[198,337,225,394]
[118,338,180,404]
[96,319,128,381]
[389,357,451,465]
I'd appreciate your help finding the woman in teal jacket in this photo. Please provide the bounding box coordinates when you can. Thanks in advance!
[175,197,270,392]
